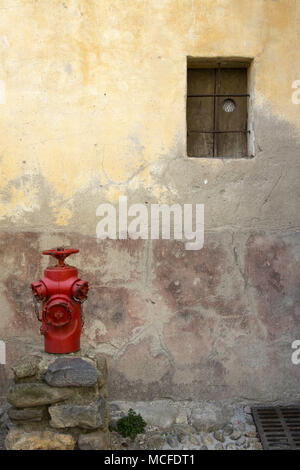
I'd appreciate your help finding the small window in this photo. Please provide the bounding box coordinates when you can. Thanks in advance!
[187,59,251,158]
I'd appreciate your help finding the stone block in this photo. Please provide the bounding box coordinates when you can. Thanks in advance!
[8,406,46,422]
[190,401,234,432]
[49,396,107,429]
[78,430,110,450]
[94,354,108,388]
[5,428,76,450]
[80,349,108,388]
[12,356,42,379]
[5,349,110,450]
[8,383,73,408]
[45,357,99,388]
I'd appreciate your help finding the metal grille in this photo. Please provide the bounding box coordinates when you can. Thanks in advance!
[252,406,300,450]
[186,64,249,158]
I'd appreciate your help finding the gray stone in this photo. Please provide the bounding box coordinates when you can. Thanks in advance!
[49,396,106,429]
[162,442,173,450]
[12,355,42,379]
[7,383,73,408]
[1,407,13,432]
[110,403,121,413]
[231,430,242,440]
[78,430,110,450]
[80,350,108,388]
[213,430,225,442]
[147,434,164,450]
[173,425,195,443]
[245,424,257,433]
[191,407,217,432]
[226,443,237,450]
[173,423,196,435]
[246,414,254,425]
[236,436,246,446]
[189,435,200,445]
[253,441,262,450]
[235,422,246,432]
[166,434,179,448]
[248,437,259,445]
[200,445,208,450]
[8,406,46,422]
[176,431,185,443]
[244,405,251,414]
[109,411,126,431]
[201,433,214,447]
[94,354,108,388]
[224,424,234,436]
[190,402,234,432]
[45,357,99,388]
[178,436,191,448]
[175,410,188,425]
[245,430,257,438]
[215,443,224,450]
[0,402,9,421]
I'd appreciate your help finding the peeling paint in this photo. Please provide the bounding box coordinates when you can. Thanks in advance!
[0,1,300,401]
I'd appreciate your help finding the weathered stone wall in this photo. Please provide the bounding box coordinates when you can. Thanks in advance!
[0,0,300,403]
[5,349,110,450]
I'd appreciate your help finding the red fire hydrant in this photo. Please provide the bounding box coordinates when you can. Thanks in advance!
[31,247,88,354]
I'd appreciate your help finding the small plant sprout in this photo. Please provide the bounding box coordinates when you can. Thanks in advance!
[116,408,147,440]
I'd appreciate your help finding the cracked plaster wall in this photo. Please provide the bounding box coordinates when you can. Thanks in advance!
[0,0,300,402]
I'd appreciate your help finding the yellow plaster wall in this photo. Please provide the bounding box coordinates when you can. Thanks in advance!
[0,0,299,226]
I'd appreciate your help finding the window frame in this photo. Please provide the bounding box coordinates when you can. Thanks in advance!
[186,57,254,159]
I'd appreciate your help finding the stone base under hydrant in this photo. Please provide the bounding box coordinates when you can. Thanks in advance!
[5,347,110,450]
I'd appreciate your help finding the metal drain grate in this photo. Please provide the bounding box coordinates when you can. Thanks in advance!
[252,406,300,450]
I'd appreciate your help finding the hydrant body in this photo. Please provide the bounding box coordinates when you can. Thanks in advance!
[31,248,88,354]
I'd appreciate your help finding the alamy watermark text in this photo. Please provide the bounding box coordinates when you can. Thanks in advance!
[96,197,204,250]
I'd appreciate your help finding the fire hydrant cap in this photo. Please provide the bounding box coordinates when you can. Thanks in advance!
[42,247,79,267]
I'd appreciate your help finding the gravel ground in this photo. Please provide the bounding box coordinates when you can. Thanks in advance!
[110,404,262,450]
[0,399,262,450]
[110,423,262,451]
